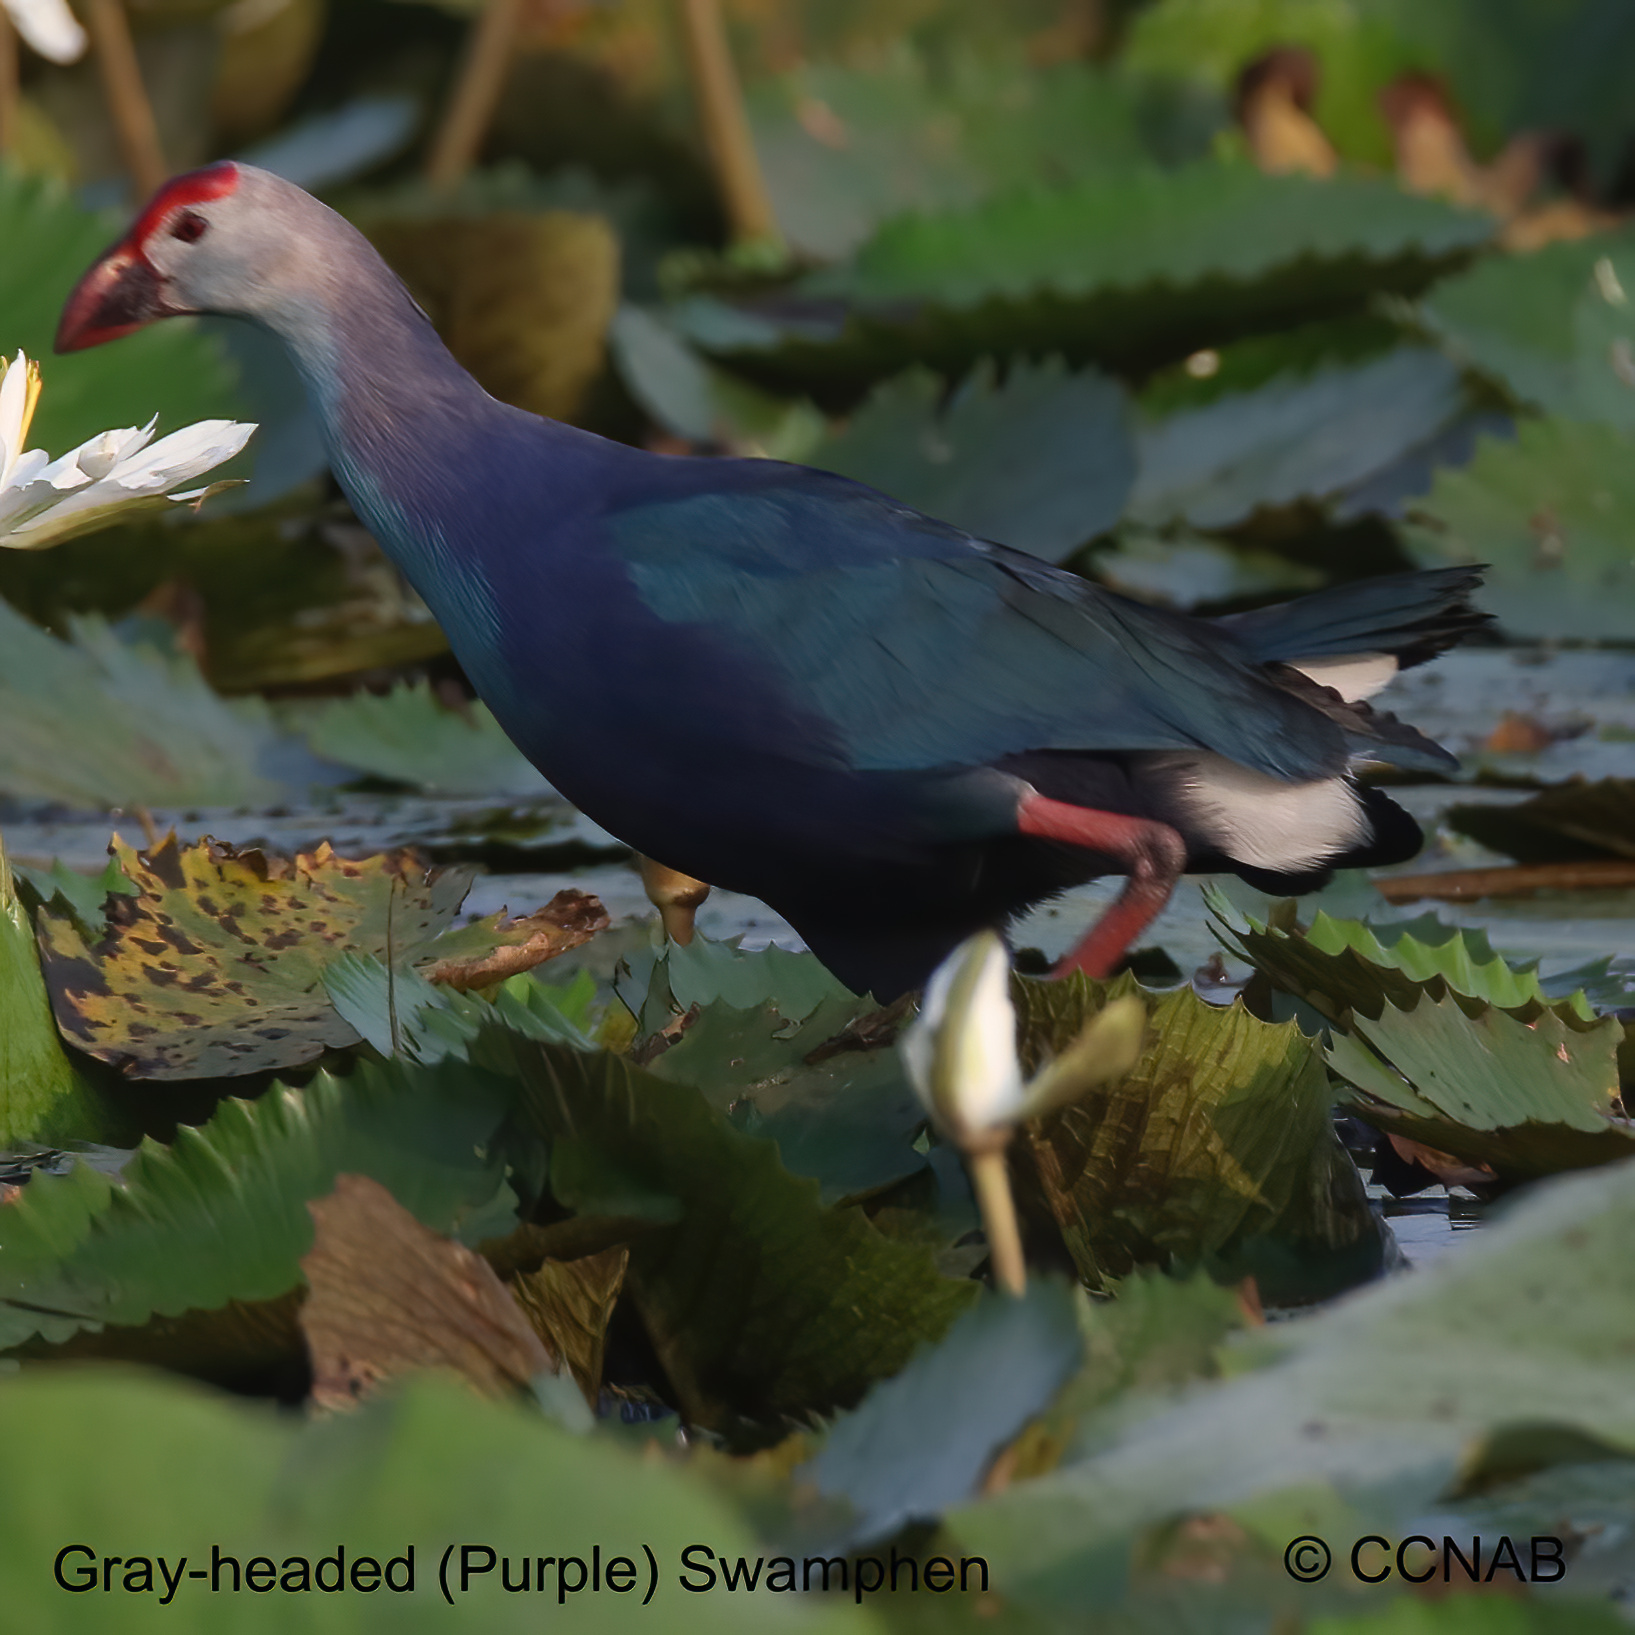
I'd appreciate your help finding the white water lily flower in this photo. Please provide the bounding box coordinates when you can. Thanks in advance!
[2,0,87,63]
[901,932,1027,1137]
[0,352,257,550]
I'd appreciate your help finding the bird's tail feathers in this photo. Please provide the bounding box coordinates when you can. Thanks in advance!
[1212,566,1491,673]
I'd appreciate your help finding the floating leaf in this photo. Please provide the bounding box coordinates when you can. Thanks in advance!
[747,51,1162,259]
[0,1056,519,1353]
[0,832,109,1148]
[1405,416,1635,640]
[810,358,1133,561]
[950,1155,1635,1614]
[622,932,859,1039]
[1007,1270,1248,1484]
[1418,229,1635,428]
[300,1173,552,1408]
[1214,897,1599,1025]
[1091,531,1323,610]
[1127,345,1467,529]
[0,1369,862,1634]
[0,600,296,809]
[609,305,823,454]
[306,680,553,798]
[505,1032,976,1438]
[689,164,1491,391]
[1012,974,1381,1303]
[805,1278,1083,1547]
[1327,995,1635,1180]
[1445,778,1635,863]
[651,987,927,1205]
[35,834,477,1079]
[813,163,1487,309]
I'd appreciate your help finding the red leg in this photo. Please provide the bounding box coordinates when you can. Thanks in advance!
[1016,791,1188,981]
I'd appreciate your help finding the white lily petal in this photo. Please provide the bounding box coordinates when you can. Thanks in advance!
[0,351,27,484]
[74,421,157,482]
[36,448,95,490]
[108,419,256,490]
[1,448,50,493]
[0,468,78,535]
[3,0,88,63]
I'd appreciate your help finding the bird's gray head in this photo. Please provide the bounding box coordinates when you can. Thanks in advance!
[56,162,381,353]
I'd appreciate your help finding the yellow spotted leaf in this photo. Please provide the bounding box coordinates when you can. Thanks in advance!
[36,833,473,1080]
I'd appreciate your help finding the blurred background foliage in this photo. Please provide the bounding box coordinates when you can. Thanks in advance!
[7,0,1635,707]
[5,4,1635,1628]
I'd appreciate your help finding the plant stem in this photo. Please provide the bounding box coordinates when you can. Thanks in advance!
[677,0,781,248]
[966,1137,1027,1298]
[0,10,18,161]
[1377,859,1635,903]
[83,0,166,196]
[424,0,523,190]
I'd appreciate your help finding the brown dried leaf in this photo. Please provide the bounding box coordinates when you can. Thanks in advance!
[423,889,609,991]
[300,1173,553,1409]
[510,1246,629,1402]
[1386,1134,1497,1190]
[1236,48,1336,180]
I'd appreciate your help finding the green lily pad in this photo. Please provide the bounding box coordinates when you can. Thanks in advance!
[1012,974,1381,1303]
[1127,345,1467,529]
[0,832,110,1148]
[688,162,1491,393]
[503,1029,976,1439]
[1212,894,1597,1025]
[1327,995,1635,1180]
[1404,416,1635,641]
[949,1154,1635,1613]
[810,358,1133,561]
[804,1278,1084,1546]
[651,988,927,1204]
[0,1054,519,1354]
[0,601,295,810]
[747,51,1163,259]
[0,1369,863,1634]
[1419,227,1635,427]
[305,681,553,799]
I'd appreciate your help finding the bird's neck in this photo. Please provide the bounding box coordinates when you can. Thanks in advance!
[253,270,534,664]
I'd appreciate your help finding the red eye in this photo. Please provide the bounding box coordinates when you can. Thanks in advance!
[171,211,209,244]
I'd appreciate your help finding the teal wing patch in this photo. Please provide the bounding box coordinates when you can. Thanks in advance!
[610,475,1355,781]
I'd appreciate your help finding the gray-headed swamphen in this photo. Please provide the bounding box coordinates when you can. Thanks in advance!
[58,164,1486,998]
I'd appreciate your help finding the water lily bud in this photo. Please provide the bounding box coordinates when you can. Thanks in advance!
[1019,995,1147,1121]
[901,931,1026,1139]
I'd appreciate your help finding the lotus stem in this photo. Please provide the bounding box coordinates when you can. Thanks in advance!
[0,10,18,160]
[424,0,524,190]
[677,0,781,249]
[83,0,165,196]
[966,1134,1027,1298]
